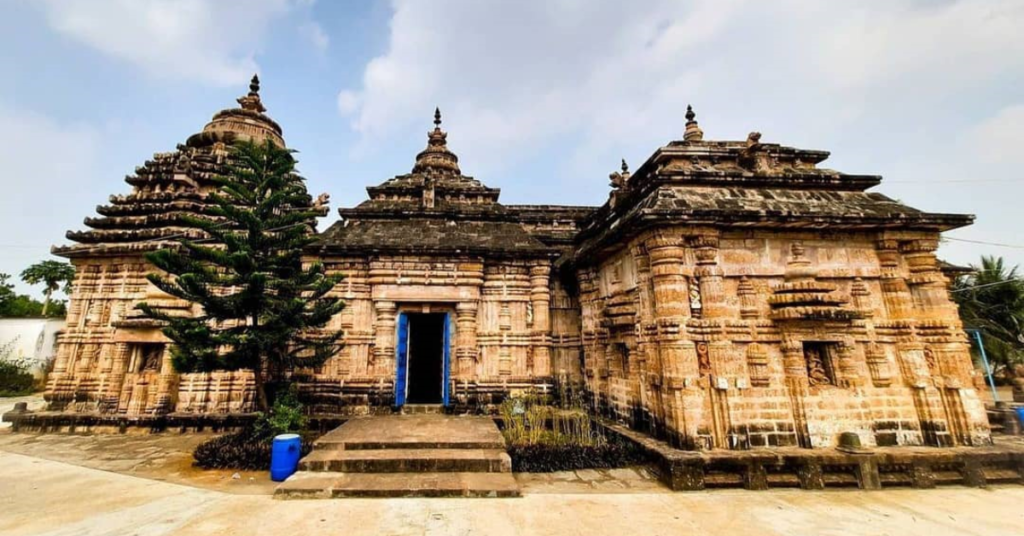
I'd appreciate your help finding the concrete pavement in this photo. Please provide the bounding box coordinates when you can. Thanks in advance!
[2,449,1023,536]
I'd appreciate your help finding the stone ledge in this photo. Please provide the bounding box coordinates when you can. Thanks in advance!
[1,410,349,434]
[597,419,1024,491]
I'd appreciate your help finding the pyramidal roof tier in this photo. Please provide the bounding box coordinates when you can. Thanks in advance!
[54,76,323,258]
[353,109,502,213]
[318,110,556,258]
[567,105,975,266]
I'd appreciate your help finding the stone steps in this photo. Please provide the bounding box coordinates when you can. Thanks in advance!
[275,471,521,499]
[299,448,511,473]
[400,404,447,415]
[275,415,520,499]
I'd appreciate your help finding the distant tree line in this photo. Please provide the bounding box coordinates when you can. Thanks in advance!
[953,255,1024,379]
[0,260,75,318]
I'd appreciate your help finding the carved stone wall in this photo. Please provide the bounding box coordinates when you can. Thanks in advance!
[293,254,565,413]
[576,226,991,450]
[45,252,568,416]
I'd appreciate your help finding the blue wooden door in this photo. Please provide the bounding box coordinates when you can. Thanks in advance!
[442,312,451,406]
[395,312,410,406]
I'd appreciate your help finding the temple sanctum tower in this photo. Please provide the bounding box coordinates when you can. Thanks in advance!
[40,79,990,450]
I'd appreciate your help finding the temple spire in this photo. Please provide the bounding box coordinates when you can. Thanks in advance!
[237,73,266,113]
[684,104,703,142]
[412,107,460,175]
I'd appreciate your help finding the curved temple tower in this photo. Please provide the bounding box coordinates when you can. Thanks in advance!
[41,81,989,450]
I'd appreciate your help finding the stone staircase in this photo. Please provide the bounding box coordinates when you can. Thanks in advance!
[275,414,520,499]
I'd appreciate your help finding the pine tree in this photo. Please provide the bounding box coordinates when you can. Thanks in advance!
[138,139,343,410]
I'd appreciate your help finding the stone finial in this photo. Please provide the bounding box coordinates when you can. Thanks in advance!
[746,131,762,147]
[237,73,267,113]
[412,107,461,175]
[684,104,704,142]
[609,158,631,190]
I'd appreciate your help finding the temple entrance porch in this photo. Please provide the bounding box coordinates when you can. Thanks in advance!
[395,310,452,407]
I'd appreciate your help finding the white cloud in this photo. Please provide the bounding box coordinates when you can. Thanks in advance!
[300,21,329,52]
[0,106,101,296]
[338,0,1024,180]
[337,90,361,115]
[35,0,303,85]
[964,105,1024,165]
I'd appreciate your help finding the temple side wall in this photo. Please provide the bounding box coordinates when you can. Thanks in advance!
[576,226,991,450]
[45,256,255,417]
[45,253,571,416]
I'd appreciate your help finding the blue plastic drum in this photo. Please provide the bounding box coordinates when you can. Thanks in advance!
[270,433,302,482]
[1016,407,1024,429]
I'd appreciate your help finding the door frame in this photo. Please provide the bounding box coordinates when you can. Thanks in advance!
[394,310,452,407]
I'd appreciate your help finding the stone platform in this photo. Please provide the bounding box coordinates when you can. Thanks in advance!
[603,421,1024,491]
[275,414,519,499]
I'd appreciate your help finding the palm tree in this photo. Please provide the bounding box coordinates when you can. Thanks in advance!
[952,255,1024,375]
[20,260,75,317]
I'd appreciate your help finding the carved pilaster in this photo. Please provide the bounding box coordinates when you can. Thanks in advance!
[746,343,769,387]
[850,277,873,316]
[691,234,727,318]
[529,263,552,377]
[876,239,913,319]
[865,343,893,387]
[781,338,807,381]
[737,276,758,319]
[837,340,861,387]
[373,301,397,376]
[103,342,132,410]
[646,233,688,318]
[900,239,956,319]
[153,345,176,414]
[455,302,478,378]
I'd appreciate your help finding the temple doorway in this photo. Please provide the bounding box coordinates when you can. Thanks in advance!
[396,312,451,406]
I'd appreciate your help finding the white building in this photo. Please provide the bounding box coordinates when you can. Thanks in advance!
[0,318,65,378]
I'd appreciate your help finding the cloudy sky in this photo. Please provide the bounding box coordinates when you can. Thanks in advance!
[2,0,1023,298]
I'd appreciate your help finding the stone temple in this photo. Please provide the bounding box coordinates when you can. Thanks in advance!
[40,78,991,450]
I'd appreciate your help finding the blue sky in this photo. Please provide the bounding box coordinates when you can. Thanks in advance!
[2,0,1024,299]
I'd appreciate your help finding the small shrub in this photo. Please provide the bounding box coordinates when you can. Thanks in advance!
[499,389,648,472]
[193,428,317,470]
[507,434,647,473]
[193,383,316,470]
[0,340,36,397]
[253,385,306,438]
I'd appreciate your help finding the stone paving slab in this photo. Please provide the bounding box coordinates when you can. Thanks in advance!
[315,414,505,450]
[299,447,511,472]
[275,471,521,499]
[6,451,1024,536]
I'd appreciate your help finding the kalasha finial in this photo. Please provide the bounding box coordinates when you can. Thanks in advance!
[621,158,629,174]
[684,104,704,142]
[434,107,442,128]
[237,74,266,113]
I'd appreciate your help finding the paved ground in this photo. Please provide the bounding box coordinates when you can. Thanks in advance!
[2,395,1024,534]
[2,450,1023,536]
